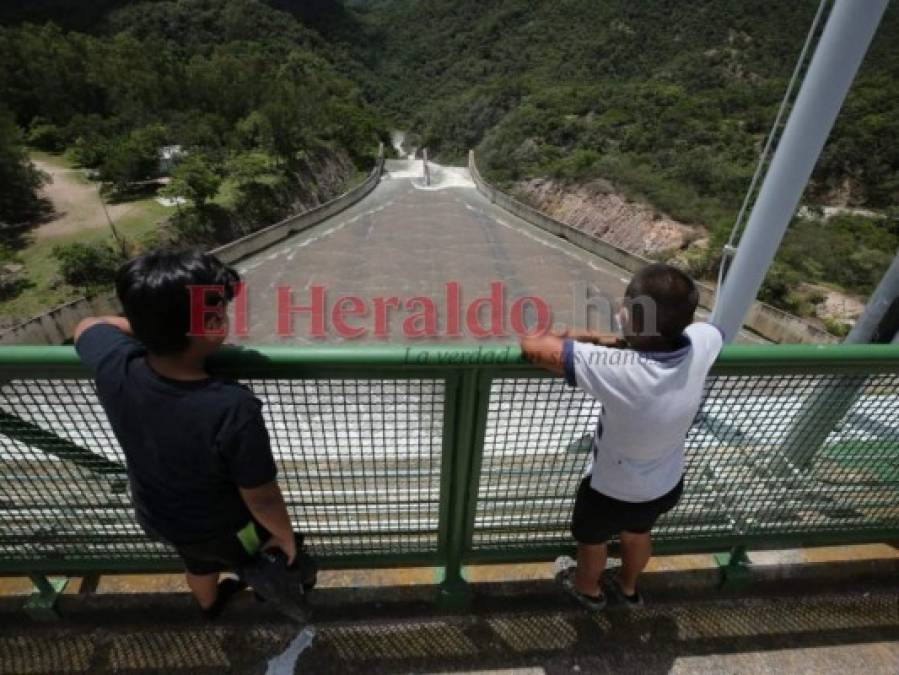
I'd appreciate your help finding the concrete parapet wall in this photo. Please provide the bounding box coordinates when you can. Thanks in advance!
[1,145,385,345]
[0,293,120,346]
[469,150,835,344]
[212,145,384,265]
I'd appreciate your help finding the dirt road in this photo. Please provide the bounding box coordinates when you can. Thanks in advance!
[31,157,144,240]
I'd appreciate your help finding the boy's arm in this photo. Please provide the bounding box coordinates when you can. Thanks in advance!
[239,482,296,564]
[224,403,295,562]
[520,335,566,375]
[74,315,141,379]
[562,329,627,348]
[74,316,133,343]
[520,331,625,375]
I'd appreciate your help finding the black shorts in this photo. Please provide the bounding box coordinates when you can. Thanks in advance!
[571,476,684,545]
[173,521,271,576]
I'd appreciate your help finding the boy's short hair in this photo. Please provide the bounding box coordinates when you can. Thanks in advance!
[116,249,240,355]
[625,263,698,340]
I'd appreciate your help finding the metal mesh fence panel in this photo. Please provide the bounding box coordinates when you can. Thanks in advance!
[470,372,899,552]
[247,379,445,558]
[0,379,157,564]
[1,345,898,574]
[474,378,599,550]
[0,376,445,566]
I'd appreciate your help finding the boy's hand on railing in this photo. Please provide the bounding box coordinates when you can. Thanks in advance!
[73,316,134,343]
[557,328,627,348]
[263,533,297,565]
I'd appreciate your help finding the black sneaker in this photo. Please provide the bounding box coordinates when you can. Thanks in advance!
[553,556,607,611]
[202,575,247,621]
[609,575,644,608]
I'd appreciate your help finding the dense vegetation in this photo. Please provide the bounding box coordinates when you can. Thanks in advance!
[0,0,386,297]
[0,108,50,227]
[348,0,899,318]
[1,0,897,328]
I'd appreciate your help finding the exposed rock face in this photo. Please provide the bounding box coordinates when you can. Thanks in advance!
[804,283,865,324]
[293,149,356,210]
[513,178,705,257]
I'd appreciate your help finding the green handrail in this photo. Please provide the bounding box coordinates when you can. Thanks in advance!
[1,342,898,605]
[1,342,899,373]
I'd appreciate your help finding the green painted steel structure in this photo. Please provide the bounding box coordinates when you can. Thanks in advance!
[1,344,898,599]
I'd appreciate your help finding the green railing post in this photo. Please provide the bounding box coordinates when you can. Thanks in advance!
[24,574,69,621]
[438,367,485,608]
[714,546,752,588]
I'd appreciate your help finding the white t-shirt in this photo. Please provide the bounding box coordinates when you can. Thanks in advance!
[563,322,723,502]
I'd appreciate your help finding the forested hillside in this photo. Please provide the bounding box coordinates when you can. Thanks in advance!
[349,0,899,326]
[1,0,897,331]
[0,0,385,226]
[0,0,386,322]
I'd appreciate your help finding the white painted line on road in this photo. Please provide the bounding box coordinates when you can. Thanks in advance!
[283,218,355,259]
[491,216,614,276]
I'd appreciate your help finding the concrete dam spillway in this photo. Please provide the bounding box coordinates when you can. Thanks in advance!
[233,157,653,345]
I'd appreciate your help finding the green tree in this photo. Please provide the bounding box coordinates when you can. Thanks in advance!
[26,120,65,152]
[100,124,167,192]
[0,107,50,226]
[52,241,123,290]
[226,151,291,228]
[162,154,221,209]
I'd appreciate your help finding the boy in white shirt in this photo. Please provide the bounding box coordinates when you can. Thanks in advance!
[521,263,723,609]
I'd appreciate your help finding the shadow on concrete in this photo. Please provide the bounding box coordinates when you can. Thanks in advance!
[1,567,898,673]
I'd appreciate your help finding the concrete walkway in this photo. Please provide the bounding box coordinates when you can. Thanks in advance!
[1,572,896,674]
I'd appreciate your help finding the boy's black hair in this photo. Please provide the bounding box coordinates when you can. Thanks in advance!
[625,263,698,340]
[115,249,240,355]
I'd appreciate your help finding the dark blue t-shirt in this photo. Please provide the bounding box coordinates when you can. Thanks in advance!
[76,324,277,545]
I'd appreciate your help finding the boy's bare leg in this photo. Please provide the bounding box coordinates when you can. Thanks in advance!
[574,543,607,596]
[185,572,219,609]
[618,531,652,595]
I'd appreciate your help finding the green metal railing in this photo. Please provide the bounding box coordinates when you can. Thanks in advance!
[1,344,898,599]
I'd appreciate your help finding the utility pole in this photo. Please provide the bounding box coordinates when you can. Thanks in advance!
[711,0,889,340]
[98,186,128,258]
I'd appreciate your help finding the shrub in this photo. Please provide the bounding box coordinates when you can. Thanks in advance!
[162,154,221,209]
[27,122,65,152]
[52,241,123,290]
[823,316,851,338]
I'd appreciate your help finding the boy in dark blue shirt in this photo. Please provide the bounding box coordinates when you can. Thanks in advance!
[75,249,296,618]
